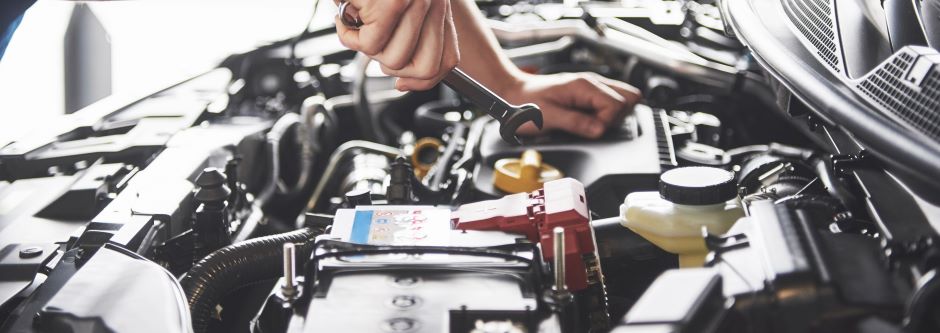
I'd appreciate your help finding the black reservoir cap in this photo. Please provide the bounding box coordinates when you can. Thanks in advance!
[659,167,736,205]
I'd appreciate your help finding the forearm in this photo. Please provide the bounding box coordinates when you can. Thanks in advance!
[450,0,525,94]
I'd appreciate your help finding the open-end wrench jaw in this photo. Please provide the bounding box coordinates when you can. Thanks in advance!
[501,103,544,144]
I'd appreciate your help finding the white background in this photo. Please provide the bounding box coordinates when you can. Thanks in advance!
[0,0,336,145]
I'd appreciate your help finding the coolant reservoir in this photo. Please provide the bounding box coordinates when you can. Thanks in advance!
[620,167,743,267]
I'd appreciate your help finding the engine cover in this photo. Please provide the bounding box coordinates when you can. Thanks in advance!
[473,105,674,216]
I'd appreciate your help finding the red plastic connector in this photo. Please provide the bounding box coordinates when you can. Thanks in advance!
[451,178,594,291]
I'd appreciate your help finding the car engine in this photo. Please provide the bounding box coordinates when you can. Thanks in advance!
[1,1,939,333]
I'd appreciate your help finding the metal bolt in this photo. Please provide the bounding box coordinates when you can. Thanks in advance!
[553,227,566,292]
[390,295,418,308]
[393,276,419,287]
[281,243,298,298]
[19,246,43,259]
[385,318,416,332]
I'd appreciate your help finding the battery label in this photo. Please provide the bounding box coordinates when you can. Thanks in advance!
[346,208,450,246]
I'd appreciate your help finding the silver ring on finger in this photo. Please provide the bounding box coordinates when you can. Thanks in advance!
[338,1,363,29]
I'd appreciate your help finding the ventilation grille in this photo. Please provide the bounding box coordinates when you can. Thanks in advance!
[856,49,940,141]
[782,0,842,72]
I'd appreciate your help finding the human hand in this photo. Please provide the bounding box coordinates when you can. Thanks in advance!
[335,0,459,91]
[500,72,642,139]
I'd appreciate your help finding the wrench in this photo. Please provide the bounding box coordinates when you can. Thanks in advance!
[337,1,543,144]
[441,69,543,144]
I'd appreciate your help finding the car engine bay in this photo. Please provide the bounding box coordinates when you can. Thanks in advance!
[1,1,940,333]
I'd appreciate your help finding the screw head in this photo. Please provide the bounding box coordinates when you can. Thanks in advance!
[390,295,418,309]
[383,318,417,332]
[392,276,419,287]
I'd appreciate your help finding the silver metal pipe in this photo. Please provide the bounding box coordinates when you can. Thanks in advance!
[504,36,577,61]
[304,140,402,214]
[491,19,735,86]
[553,227,567,292]
[488,18,777,106]
[489,19,586,44]
[281,242,298,298]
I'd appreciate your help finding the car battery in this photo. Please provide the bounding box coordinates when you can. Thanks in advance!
[299,206,542,333]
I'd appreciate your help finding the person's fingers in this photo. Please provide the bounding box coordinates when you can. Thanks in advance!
[371,0,430,70]
[519,105,606,138]
[595,76,642,125]
[395,1,459,90]
[542,73,625,127]
[340,0,411,56]
[596,75,643,107]
[381,0,446,80]
[335,15,361,50]
[569,73,629,124]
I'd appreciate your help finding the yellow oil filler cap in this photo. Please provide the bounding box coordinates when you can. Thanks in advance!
[411,137,443,179]
[493,149,563,193]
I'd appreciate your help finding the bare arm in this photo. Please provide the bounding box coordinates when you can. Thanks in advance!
[448,0,642,138]
[337,0,641,138]
[449,0,525,94]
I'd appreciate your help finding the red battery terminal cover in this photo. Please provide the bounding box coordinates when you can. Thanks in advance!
[451,178,595,291]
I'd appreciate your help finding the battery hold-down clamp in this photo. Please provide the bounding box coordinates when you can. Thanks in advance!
[451,178,596,291]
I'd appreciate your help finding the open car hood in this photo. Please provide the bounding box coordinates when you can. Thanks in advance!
[720,0,940,201]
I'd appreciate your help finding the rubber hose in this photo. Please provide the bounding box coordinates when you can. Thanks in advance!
[181,227,318,333]
[289,96,328,196]
[256,113,301,206]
